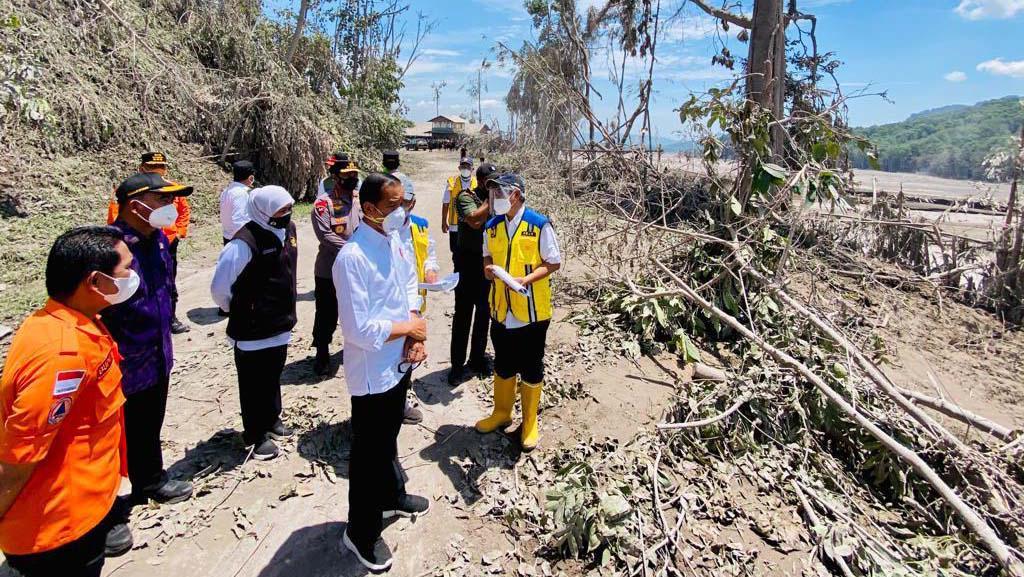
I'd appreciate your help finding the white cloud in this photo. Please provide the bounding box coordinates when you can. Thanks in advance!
[955,0,1024,20]
[662,15,721,42]
[944,70,968,82]
[479,98,502,109]
[421,49,461,57]
[976,57,1024,77]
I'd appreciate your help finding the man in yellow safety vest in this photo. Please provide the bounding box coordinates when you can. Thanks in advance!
[440,157,476,272]
[476,173,561,452]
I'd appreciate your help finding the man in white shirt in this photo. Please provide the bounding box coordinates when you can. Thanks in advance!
[333,173,430,572]
[219,160,255,244]
[478,173,561,452]
[210,186,297,461]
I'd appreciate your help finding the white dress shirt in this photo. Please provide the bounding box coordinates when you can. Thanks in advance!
[210,233,292,351]
[334,224,420,397]
[482,204,562,329]
[219,181,251,240]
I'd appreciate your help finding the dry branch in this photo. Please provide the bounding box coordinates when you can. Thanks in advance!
[895,386,1017,443]
[657,392,751,431]
[652,259,1024,576]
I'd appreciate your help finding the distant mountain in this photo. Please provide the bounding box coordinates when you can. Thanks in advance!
[851,96,1022,181]
[906,104,968,121]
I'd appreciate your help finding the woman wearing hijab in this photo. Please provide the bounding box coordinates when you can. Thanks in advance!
[211,186,298,460]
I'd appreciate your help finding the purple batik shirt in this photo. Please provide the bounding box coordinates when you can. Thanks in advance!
[102,219,175,395]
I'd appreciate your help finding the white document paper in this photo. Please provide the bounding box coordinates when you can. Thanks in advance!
[489,265,530,295]
[419,272,460,293]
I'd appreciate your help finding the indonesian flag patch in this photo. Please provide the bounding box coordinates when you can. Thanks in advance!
[53,369,86,396]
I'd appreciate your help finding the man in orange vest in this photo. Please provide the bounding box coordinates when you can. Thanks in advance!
[0,226,136,576]
[107,152,191,334]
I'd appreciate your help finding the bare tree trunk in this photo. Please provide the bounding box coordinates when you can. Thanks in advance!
[747,0,786,161]
[286,0,312,64]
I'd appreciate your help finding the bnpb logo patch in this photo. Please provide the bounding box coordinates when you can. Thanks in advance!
[48,397,73,425]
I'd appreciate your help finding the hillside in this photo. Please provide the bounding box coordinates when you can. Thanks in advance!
[850,96,1023,181]
[0,0,406,323]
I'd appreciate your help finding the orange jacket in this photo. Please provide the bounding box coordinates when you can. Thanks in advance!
[106,195,191,243]
[0,300,126,555]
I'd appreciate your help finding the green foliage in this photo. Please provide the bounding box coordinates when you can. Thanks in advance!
[850,96,1023,181]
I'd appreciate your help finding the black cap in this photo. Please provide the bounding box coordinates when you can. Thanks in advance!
[232,160,255,181]
[140,151,168,166]
[383,150,400,162]
[328,151,358,175]
[116,172,193,203]
[476,162,498,182]
[327,151,349,166]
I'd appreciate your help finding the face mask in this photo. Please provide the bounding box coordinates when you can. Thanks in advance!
[97,270,140,305]
[460,169,471,179]
[493,197,512,215]
[268,212,291,229]
[382,206,406,234]
[135,200,178,229]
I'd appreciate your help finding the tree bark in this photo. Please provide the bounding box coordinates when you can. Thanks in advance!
[286,0,311,65]
[747,0,786,161]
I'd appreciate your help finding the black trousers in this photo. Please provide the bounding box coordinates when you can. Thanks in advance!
[312,275,338,350]
[491,320,550,384]
[348,373,409,548]
[448,230,459,272]
[451,253,490,369]
[168,238,180,314]
[3,504,116,577]
[124,376,170,493]
[234,344,287,446]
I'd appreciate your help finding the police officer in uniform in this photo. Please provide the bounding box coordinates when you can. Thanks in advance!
[311,155,361,375]
[476,174,561,452]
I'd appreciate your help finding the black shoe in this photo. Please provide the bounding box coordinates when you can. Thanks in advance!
[217,308,229,317]
[467,358,492,375]
[137,479,193,504]
[104,523,133,557]
[402,405,423,425]
[268,420,294,440]
[313,347,331,376]
[342,530,393,573]
[170,317,190,334]
[383,494,430,520]
[252,437,280,461]
[447,366,465,386]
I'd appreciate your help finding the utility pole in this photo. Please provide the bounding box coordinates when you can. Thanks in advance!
[430,80,446,116]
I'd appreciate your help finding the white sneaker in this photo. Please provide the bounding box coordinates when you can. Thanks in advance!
[341,529,393,573]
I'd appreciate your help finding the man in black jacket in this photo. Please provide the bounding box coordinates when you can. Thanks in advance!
[210,186,298,460]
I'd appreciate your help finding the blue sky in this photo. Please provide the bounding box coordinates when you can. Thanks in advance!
[396,0,1023,137]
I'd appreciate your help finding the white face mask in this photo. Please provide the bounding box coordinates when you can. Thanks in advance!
[98,270,140,305]
[493,197,512,216]
[135,200,178,229]
[460,169,471,179]
[382,206,407,234]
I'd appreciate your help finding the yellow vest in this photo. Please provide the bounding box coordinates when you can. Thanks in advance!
[410,215,430,312]
[486,209,553,324]
[446,176,477,226]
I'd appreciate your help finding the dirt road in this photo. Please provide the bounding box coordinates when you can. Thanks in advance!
[0,151,676,577]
